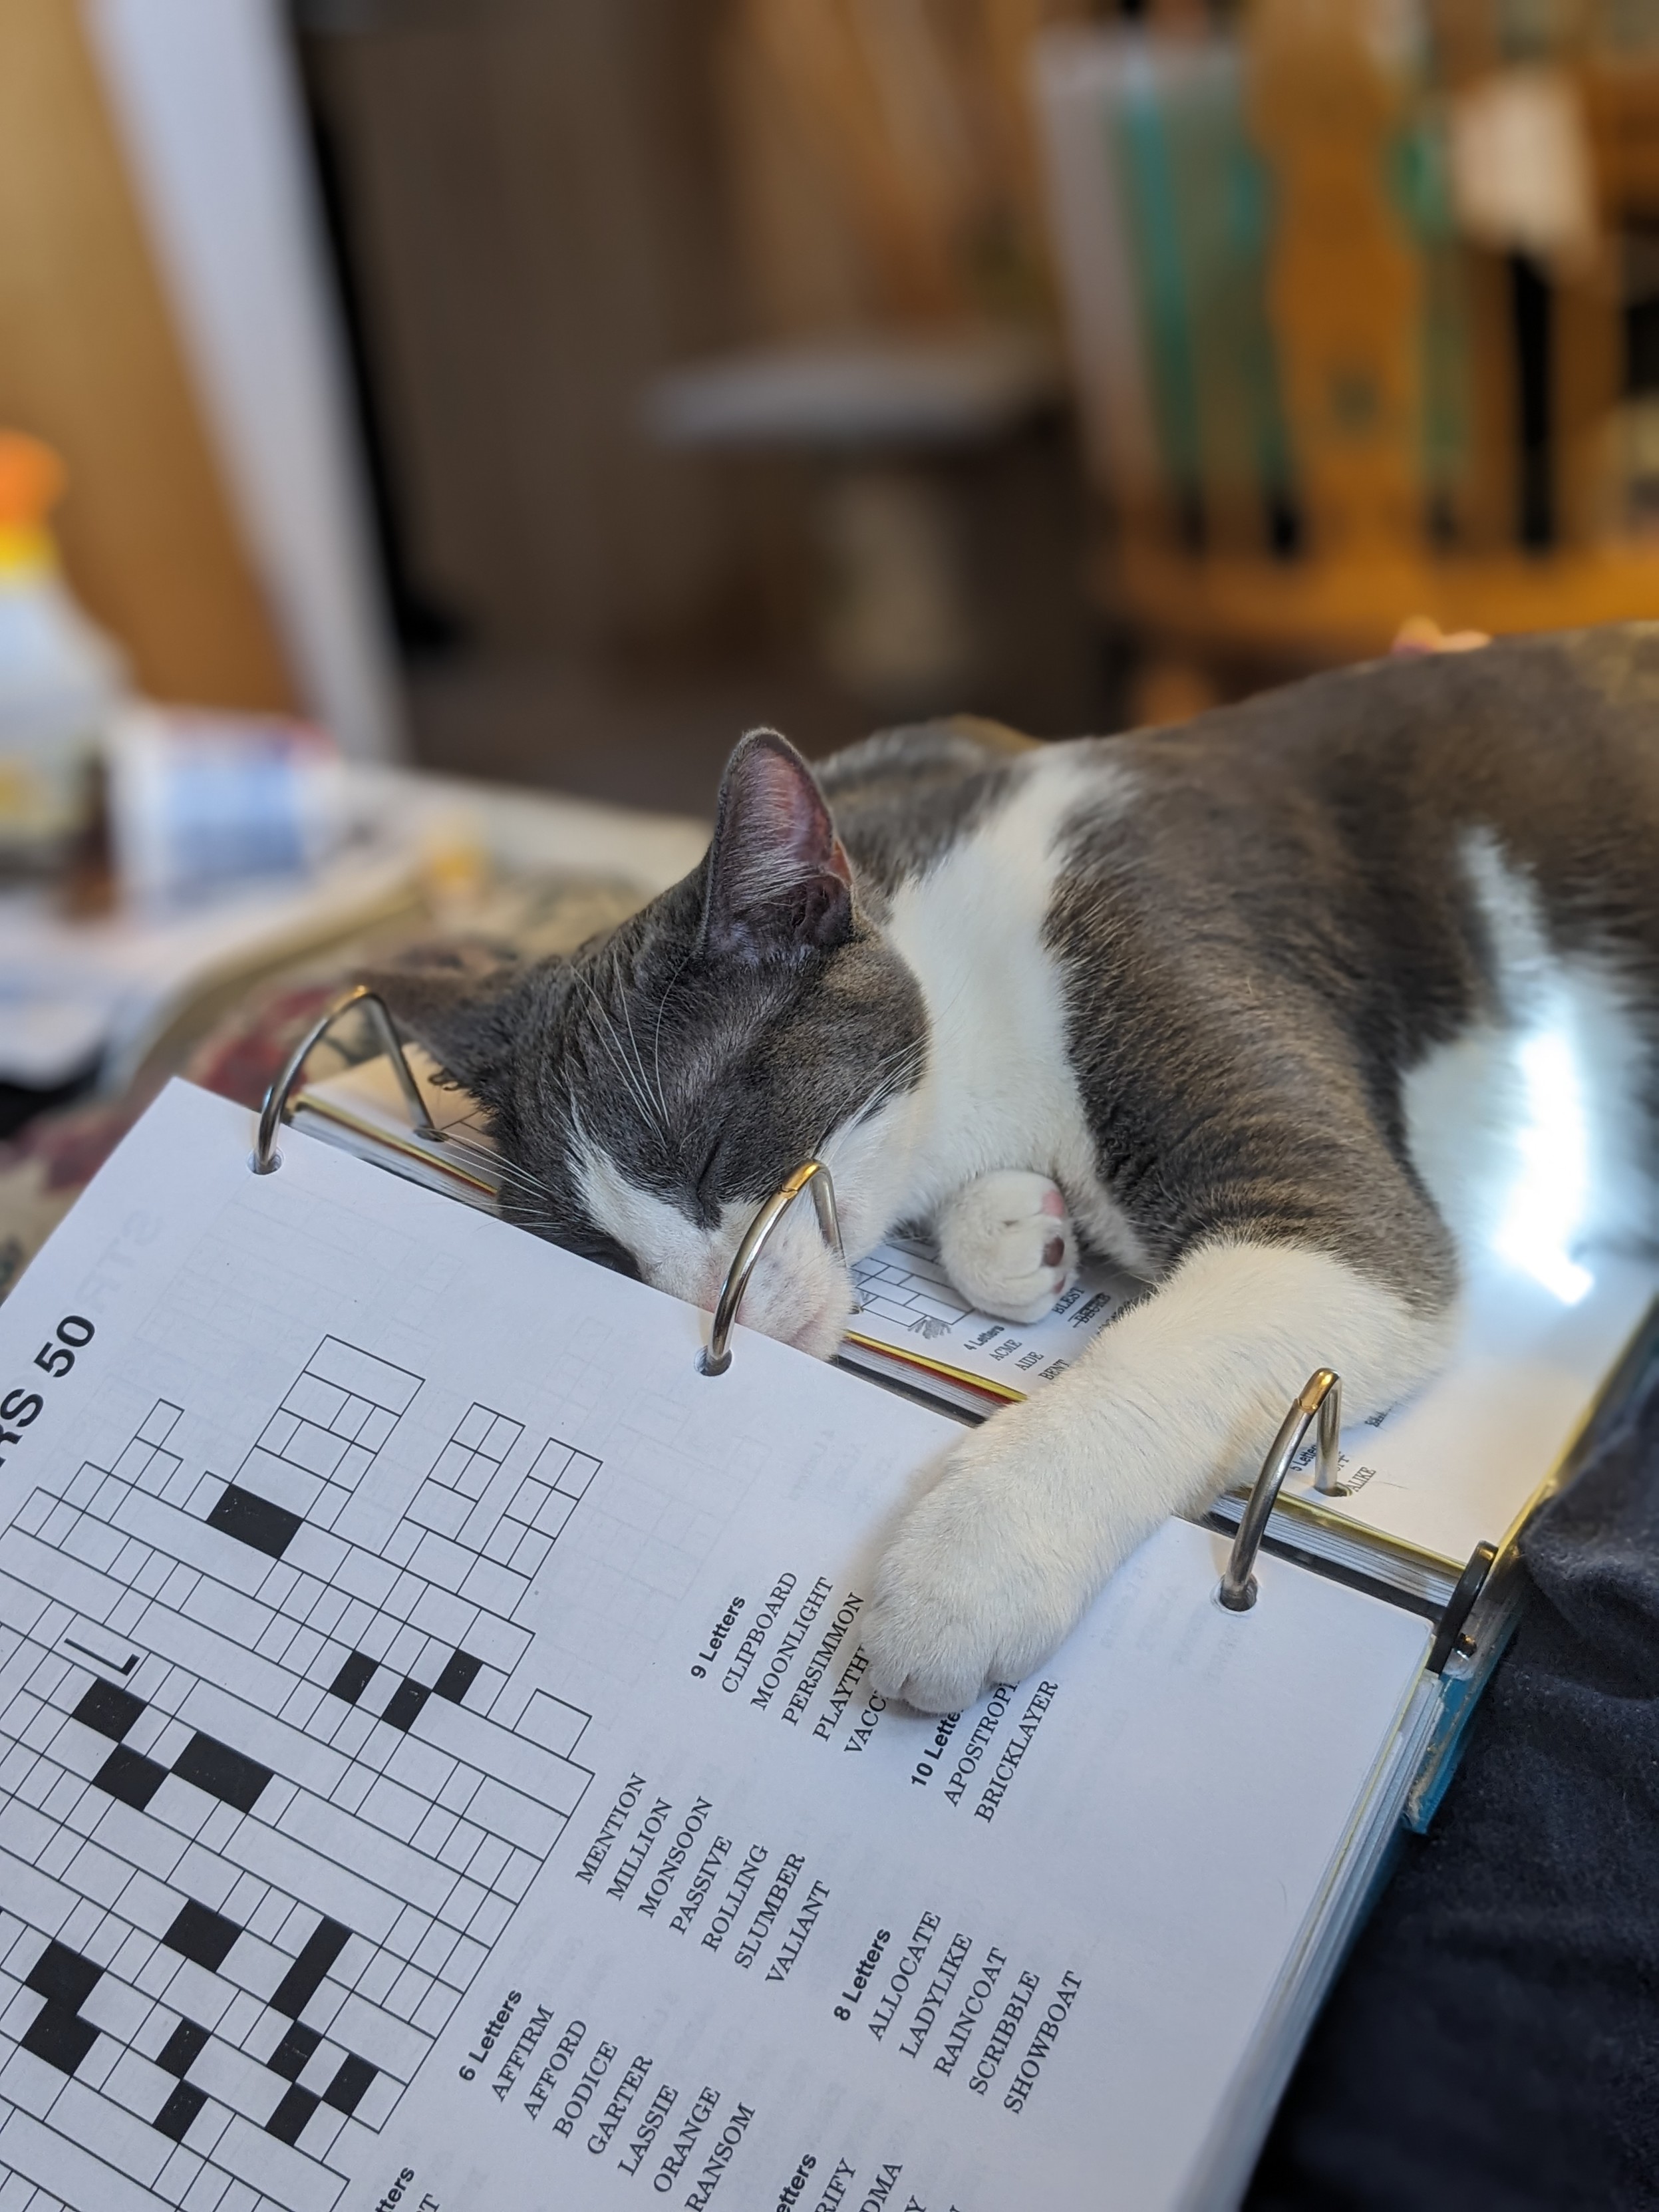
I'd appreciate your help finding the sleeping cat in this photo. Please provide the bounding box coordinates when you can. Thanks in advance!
[373,624,1659,1713]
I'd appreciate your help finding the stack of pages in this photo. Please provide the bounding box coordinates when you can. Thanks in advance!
[0,1082,1454,2209]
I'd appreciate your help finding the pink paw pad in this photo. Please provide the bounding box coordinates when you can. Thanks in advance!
[1040,1187,1066,1219]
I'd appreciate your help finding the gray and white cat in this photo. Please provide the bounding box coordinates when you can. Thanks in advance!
[375,624,1659,1713]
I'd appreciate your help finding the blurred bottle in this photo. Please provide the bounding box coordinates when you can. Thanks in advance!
[0,432,127,879]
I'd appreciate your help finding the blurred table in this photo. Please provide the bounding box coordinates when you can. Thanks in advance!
[0,764,707,1108]
[0,766,707,1295]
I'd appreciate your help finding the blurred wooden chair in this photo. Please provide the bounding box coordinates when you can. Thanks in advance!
[1076,0,1659,682]
[720,0,1102,337]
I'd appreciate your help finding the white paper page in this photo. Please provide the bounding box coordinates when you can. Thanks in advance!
[297,1051,492,1153]
[847,1235,1143,1397]
[0,1084,1430,2212]
[1263,1248,1656,1567]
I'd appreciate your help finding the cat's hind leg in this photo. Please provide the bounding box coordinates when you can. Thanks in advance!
[935,1171,1077,1323]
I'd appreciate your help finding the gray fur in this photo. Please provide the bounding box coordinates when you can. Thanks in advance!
[815,714,1038,894]
[1038,628,1659,1307]
[371,625,1659,1316]
[371,729,928,1265]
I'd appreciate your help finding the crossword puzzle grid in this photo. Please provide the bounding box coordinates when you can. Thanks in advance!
[0,1339,600,2212]
[851,1240,975,1341]
[0,2183,69,2212]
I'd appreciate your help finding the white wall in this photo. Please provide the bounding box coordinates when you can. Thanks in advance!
[85,0,404,760]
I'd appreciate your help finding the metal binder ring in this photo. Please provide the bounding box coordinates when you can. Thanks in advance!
[253,983,438,1176]
[700,1160,850,1377]
[1217,1367,1342,1613]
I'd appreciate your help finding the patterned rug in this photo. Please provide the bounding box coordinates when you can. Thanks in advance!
[0,870,645,1303]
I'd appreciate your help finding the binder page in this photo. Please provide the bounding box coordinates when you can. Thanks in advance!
[845,1236,1141,1400]
[296,1051,489,1154]
[1265,1247,1657,1569]
[0,1082,1430,2212]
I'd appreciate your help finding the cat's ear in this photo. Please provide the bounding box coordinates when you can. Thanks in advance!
[701,728,853,963]
[360,951,524,1099]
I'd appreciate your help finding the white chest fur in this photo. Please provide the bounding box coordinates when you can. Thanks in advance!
[884,750,1155,1274]
[1403,828,1656,1279]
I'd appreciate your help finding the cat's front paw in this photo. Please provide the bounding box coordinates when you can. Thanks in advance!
[935,1170,1075,1325]
[861,1413,1104,1713]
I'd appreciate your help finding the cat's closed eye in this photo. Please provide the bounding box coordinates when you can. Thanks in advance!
[692,1134,727,1199]
[556,1227,642,1279]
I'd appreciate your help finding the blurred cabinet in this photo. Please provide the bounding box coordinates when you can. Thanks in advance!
[0,0,293,708]
[1038,0,1659,679]
[294,0,744,660]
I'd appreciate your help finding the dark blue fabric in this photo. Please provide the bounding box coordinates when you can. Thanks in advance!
[1246,1356,1659,2212]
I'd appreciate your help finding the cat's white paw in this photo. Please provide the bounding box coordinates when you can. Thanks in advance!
[860,1408,1108,1713]
[935,1171,1075,1325]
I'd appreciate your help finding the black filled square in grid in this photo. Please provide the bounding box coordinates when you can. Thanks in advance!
[0,1354,607,2204]
[154,2077,208,2140]
[324,2051,376,2114]
[156,2017,211,2076]
[265,2019,321,2080]
[326,1651,377,1707]
[206,1488,301,1563]
[162,1903,240,1975]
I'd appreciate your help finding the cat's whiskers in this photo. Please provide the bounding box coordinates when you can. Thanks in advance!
[599,959,670,1148]
[436,1138,588,1243]
[431,1124,541,1187]
[570,958,669,1150]
[649,947,695,1138]
[845,1034,927,1137]
[613,941,672,1142]
[446,1144,551,1205]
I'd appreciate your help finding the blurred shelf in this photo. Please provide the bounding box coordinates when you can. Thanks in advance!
[1096,542,1659,667]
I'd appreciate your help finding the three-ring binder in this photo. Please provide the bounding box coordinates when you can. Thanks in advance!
[700,1161,853,1376]
[255,983,438,1176]
[1219,1368,1342,1613]
[1218,1368,1496,1662]
[259,1009,854,1378]
[261,1035,1420,1632]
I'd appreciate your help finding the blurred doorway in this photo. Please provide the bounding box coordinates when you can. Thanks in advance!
[290,0,1109,813]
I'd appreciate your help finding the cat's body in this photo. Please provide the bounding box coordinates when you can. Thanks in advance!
[378,625,1659,1712]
